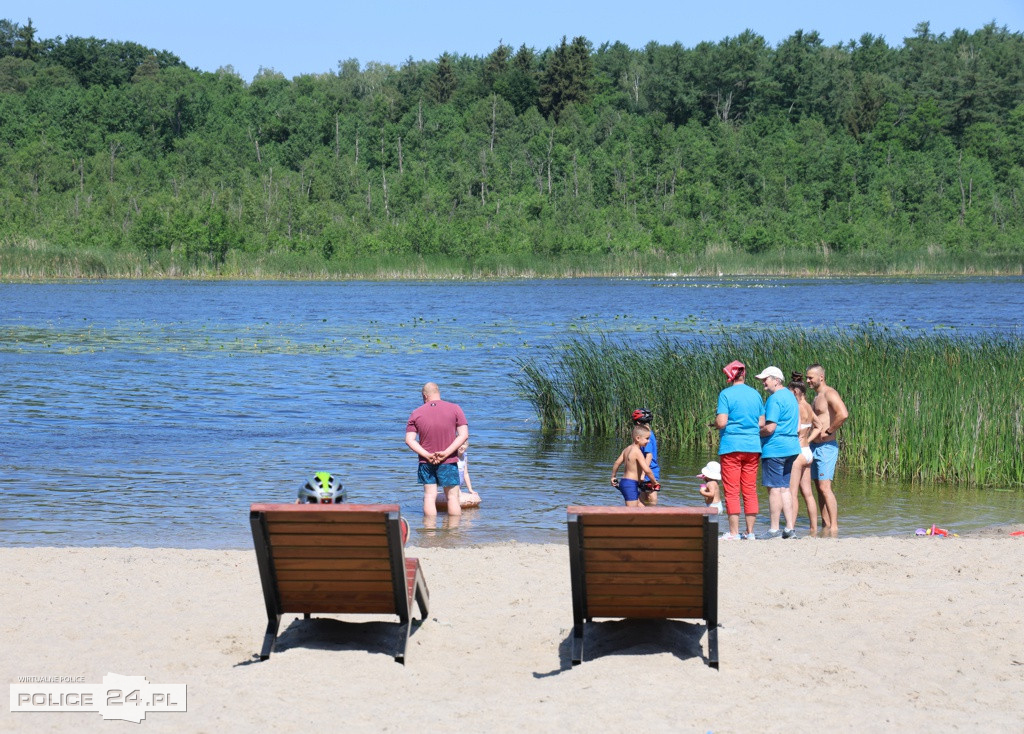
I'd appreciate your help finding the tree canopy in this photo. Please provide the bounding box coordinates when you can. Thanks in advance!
[1,18,1023,274]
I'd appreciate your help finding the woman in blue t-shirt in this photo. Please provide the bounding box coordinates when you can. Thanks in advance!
[714,360,765,540]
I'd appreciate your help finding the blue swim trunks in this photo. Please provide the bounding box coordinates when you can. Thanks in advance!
[417,462,460,487]
[761,455,796,488]
[810,440,839,481]
[617,478,640,502]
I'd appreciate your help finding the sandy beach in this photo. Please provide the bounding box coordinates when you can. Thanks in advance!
[2,531,1023,732]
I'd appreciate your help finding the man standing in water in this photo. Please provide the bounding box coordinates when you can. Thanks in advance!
[806,364,849,536]
[405,382,468,518]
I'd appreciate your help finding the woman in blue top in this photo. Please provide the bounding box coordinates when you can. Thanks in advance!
[756,366,802,539]
[715,360,765,540]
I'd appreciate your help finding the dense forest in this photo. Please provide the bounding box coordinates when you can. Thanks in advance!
[1,18,1023,277]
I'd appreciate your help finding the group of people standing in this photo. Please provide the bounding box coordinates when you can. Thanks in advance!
[715,361,848,538]
[401,371,847,540]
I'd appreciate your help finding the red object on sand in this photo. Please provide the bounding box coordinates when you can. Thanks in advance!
[1010,530,1024,537]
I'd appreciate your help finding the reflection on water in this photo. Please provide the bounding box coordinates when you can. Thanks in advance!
[1,277,1022,548]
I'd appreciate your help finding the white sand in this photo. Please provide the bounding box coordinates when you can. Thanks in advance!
[2,534,1023,732]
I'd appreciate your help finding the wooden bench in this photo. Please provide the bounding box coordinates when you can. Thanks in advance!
[249,503,429,664]
[567,505,719,667]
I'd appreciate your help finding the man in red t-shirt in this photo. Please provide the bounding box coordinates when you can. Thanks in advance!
[405,382,469,517]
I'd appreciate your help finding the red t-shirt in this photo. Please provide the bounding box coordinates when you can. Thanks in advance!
[405,400,467,464]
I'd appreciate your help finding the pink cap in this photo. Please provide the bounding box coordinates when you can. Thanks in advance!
[722,360,745,381]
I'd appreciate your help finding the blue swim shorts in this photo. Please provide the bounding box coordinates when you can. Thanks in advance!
[417,462,460,487]
[810,440,839,481]
[761,455,796,488]
[617,478,640,502]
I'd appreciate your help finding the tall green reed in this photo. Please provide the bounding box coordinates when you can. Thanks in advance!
[515,327,1024,487]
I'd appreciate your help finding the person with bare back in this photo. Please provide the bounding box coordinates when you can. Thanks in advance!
[610,425,658,507]
[805,364,849,537]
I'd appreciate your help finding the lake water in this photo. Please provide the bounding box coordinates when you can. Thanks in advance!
[2,277,1022,548]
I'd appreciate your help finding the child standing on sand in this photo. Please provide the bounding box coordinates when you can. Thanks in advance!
[610,425,659,507]
[698,461,723,515]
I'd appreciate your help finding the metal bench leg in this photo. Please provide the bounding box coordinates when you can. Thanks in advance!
[571,622,585,665]
[395,615,413,665]
[260,614,281,660]
[414,574,430,619]
[707,624,719,669]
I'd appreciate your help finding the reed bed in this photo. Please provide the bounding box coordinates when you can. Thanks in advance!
[4,238,1024,281]
[514,327,1024,487]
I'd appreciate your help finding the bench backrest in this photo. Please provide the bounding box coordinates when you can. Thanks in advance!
[250,504,407,616]
[567,506,718,623]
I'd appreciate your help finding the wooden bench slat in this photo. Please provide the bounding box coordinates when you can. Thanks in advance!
[261,509,395,523]
[270,547,391,560]
[586,582,703,597]
[279,590,395,605]
[579,515,708,527]
[586,592,702,605]
[266,521,387,535]
[266,534,389,548]
[273,558,393,571]
[581,537,705,551]
[583,560,705,574]
[583,549,704,563]
[278,580,395,593]
[580,525,705,539]
[586,572,705,586]
[277,570,393,582]
[588,605,704,619]
[280,602,398,614]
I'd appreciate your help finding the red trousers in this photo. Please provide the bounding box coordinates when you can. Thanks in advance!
[721,451,760,516]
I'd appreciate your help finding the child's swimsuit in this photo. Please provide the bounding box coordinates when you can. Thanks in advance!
[617,478,640,502]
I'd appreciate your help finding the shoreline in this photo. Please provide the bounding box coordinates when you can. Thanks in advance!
[3,270,1024,283]
[3,537,1022,731]
[2,520,1021,551]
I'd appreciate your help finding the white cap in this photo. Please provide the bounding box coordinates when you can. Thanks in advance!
[755,366,784,381]
[698,461,722,481]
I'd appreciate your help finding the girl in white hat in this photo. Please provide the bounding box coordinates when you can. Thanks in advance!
[698,461,723,516]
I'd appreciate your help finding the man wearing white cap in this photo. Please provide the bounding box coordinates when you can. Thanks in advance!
[756,366,801,539]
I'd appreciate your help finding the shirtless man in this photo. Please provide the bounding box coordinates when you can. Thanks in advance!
[805,364,849,537]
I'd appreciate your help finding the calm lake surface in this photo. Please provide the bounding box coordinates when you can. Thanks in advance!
[2,277,1022,548]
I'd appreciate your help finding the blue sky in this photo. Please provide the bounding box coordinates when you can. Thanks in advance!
[15,0,1024,82]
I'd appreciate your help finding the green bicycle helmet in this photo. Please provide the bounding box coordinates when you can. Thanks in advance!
[297,471,346,504]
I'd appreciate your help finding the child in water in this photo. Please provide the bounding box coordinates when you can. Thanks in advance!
[632,408,661,504]
[435,441,482,511]
[697,460,723,515]
[455,441,481,506]
[610,425,659,507]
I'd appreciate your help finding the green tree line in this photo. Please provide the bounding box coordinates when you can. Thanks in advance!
[1,19,1023,276]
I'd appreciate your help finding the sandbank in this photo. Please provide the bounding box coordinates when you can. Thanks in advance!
[2,533,1022,732]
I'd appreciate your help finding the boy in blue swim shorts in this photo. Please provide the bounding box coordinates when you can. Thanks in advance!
[610,425,658,507]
